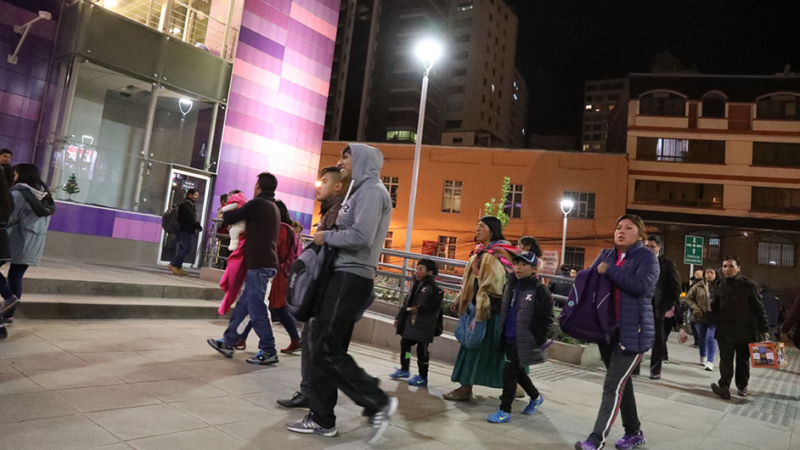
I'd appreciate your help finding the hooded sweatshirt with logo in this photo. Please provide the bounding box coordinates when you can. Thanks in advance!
[323,144,392,279]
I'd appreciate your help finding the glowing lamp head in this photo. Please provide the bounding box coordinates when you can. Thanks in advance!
[415,39,443,71]
[560,199,575,216]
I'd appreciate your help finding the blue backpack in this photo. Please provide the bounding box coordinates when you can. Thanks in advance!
[558,265,617,343]
[454,303,487,349]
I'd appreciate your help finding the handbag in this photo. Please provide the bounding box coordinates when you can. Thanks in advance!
[454,303,487,350]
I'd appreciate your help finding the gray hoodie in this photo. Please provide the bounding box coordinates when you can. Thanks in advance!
[324,143,392,279]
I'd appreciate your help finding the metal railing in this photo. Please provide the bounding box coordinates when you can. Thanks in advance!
[90,0,239,60]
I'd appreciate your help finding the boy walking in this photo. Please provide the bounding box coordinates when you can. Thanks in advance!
[390,258,444,386]
[488,251,554,423]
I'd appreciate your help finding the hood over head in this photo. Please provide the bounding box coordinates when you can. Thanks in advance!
[346,143,383,190]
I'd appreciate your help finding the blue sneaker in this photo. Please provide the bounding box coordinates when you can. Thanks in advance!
[389,368,410,379]
[407,374,428,386]
[615,431,646,450]
[522,394,544,415]
[486,409,511,423]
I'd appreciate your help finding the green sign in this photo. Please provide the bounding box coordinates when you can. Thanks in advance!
[684,235,704,265]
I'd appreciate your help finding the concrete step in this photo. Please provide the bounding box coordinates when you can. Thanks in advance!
[16,294,229,320]
[24,278,224,301]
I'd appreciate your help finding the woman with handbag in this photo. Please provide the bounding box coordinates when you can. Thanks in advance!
[684,268,718,371]
[444,216,519,401]
[1,163,55,324]
[575,214,659,450]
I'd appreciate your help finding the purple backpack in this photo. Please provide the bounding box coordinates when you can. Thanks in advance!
[558,265,617,343]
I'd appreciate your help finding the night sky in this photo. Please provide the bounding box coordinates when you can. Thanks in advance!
[506,0,800,139]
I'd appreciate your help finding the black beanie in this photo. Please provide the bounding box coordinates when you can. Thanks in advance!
[480,216,505,242]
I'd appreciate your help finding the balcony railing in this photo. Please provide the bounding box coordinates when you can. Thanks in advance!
[88,0,239,60]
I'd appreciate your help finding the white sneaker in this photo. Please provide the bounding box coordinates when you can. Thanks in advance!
[701,356,707,366]
[704,362,714,371]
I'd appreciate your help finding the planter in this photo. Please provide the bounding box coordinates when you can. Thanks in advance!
[548,340,602,367]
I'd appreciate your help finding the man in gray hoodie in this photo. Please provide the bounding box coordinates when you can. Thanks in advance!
[286,144,396,445]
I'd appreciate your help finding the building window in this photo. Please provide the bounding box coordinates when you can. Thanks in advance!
[448,85,466,95]
[634,180,723,209]
[636,138,725,164]
[454,34,470,43]
[752,187,800,213]
[702,93,726,118]
[503,184,523,219]
[448,102,465,112]
[564,247,586,271]
[758,240,795,267]
[454,18,472,27]
[452,137,463,144]
[456,2,474,12]
[639,91,686,116]
[752,142,800,168]
[757,93,800,120]
[442,180,463,214]
[451,67,467,77]
[437,236,458,271]
[445,120,462,129]
[563,191,596,219]
[386,130,417,142]
[382,176,399,208]
[454,51,469,60]
[380,231,394,264]
[707,237,721,261]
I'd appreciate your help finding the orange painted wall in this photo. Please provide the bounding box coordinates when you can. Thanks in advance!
[314,142,630,268]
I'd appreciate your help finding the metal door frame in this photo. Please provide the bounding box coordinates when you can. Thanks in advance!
[156,165,213,268]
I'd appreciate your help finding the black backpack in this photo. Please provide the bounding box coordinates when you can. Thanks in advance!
[161,204,181,234]
[286,242,337,322]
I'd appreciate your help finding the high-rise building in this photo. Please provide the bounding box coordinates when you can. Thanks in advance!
[581,78,626,151]
[440,0,520,148]
[509,68,529,148]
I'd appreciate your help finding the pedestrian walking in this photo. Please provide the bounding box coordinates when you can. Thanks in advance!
[267,200,302,353]
[444,216,519,402]
[0,170,12,338]
[285,144,395,444]
[168,188,202,276]
[0,148,13,187]
[684,269,718,371]
[390,258,444,386]
[761,285,781,341]
[277,166,346,410]
[783,293,800,348]
[207,173,281,366]
[644,235,681,380]
[575,214,659,450]
[486,251,553,424]
[710,257,770,399]
[1,163,55,326]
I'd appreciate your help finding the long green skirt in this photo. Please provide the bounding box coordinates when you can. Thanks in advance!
[450,315,504,388]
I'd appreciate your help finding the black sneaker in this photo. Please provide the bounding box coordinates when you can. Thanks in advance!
[0,325,7,340]
[286,414,338,437]
[246,350,279,365]
[207,338,234,358]
[711,383,731,400]
[366,397,398,445]
[277,392,311,409]
[738,387,749,397]
[0,296,19,315]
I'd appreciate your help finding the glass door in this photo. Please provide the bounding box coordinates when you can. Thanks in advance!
[157,167,212,268]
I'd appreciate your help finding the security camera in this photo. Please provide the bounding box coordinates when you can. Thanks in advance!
[38,11,52,20]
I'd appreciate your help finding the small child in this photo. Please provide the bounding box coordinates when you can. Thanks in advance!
[487,251,554,423]
[390,258,444,386]
[218,191,247,251]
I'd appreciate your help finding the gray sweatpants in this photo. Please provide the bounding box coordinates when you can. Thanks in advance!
[589,339,643,448]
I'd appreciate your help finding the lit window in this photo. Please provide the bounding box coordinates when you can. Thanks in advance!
[442,180,463,214]
[491,84,496,93]
[513,93,518,101]
[386,130,417,142]
[456,2,474,12]
[585,105,592,110]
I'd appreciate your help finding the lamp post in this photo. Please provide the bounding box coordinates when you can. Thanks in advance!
[560,199,575,266]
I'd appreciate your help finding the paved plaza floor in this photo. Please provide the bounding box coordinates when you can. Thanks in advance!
[0,319,797,450]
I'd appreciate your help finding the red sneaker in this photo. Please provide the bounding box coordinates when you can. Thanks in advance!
[281,339,302,354]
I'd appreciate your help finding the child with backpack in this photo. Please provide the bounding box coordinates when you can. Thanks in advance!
[487,251,554,423]
[390,259,445,386]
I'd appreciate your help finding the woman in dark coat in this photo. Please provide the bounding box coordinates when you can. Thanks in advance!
[575,214,660,450]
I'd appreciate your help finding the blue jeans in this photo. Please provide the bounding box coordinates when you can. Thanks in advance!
[0,262,28,318]
[223,268,277,355]
[170,232,193,269]
[694,322,717,363]
[240,306,300,341]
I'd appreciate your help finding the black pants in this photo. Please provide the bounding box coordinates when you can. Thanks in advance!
[500,343,540,413]
[400,338,430,379]
[0,262,28,318]
[590,338,642,448]
[310,272,389,428]
[718,342,751,391]
[650,315,672,375]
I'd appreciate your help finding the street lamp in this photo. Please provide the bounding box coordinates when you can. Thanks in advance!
[403,38,443,256]
[560,199,575,266]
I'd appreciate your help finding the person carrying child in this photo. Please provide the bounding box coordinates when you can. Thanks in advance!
[487,250,554,423]
[390,258,444,386]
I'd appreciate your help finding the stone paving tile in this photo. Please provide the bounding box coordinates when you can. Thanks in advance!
[27,366,125,390]
[0,415,119,450]
[0,391,76,424]
[101,363,191,383]
[0,371,44,395]
[86,404,208,440]
[55,385,162,413]
[132,378,230,403]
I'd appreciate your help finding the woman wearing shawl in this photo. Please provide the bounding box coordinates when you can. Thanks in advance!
[444,216,519,401]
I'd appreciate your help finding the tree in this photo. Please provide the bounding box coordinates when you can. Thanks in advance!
[484,176,511,229]
[63,173,80,200]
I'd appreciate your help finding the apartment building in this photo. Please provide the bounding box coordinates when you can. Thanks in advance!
[317,141,629,272]
[509,68,529,148]
[608,73,800,295]
[582,78,625,151]
[440,0,522,148]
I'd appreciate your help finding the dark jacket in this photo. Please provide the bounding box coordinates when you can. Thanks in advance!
[653,254,682,318]
[1,164,13,188]
[222,191,280,270]
[761,291,780,327]
[783,295,800,336]
[395,276,444,343]
[591,241,660,354]
[498,273,554,367]
[710,274,769,344]
[318,193,345,232]
[548,269,572,301]
[684,280,713,324]
[177,198,201,233]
